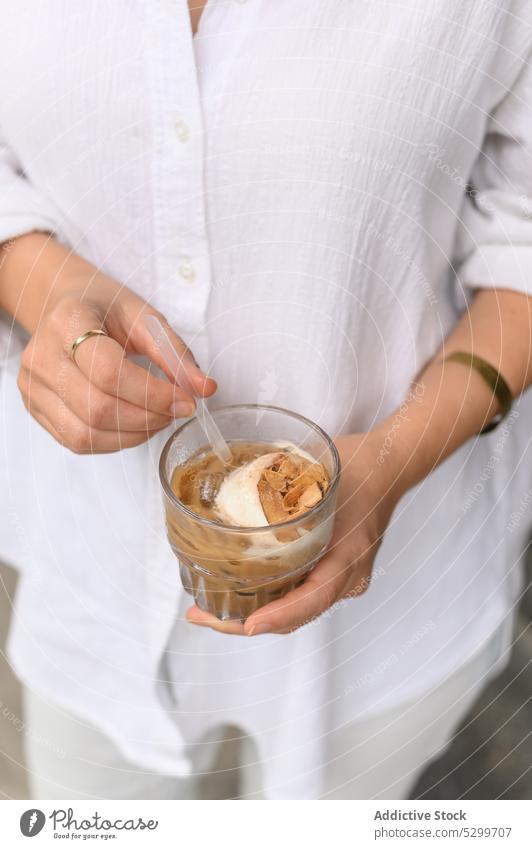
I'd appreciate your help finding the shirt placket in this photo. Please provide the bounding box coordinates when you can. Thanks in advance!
[147,1,212,336]
[144,2,213,674]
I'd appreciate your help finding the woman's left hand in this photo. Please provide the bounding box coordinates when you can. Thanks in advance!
[186,432,405,636]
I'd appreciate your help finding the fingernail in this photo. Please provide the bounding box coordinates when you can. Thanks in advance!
[193,369,214,384]
[247,622,272,636]
[170,401,195,418]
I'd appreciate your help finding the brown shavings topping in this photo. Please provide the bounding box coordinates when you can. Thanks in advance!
[257,451,329,525]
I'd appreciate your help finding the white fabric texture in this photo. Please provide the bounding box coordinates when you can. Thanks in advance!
[1,1,532,799]
[24,619,508,800]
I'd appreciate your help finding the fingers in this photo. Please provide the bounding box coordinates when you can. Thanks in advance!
[186,553,352,637]
[19,293,220,455]
[185,550,376,637]
[243,554,351,635]
[25,383,162,454]
[21,361,174,432]
[135,312,218,399]
[186,606,247,636]
[114,300,218,399]
[73,334,197,416]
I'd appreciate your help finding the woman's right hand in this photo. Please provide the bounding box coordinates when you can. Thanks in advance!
[16,273,216,454]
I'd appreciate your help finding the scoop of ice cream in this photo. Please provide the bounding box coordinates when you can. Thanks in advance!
[214,448,329,528]
[214,452,279,527]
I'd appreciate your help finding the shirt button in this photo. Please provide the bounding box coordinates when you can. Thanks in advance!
[175,119,190,143]
[179,260,196,282]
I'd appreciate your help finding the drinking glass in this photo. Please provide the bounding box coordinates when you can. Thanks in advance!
[159,404,341,621]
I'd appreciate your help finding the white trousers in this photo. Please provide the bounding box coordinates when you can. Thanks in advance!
[23,623,508,800]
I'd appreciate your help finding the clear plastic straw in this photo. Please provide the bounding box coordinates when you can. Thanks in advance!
[144,315,232,465]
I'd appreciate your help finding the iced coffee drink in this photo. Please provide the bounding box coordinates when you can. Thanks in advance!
[159,405,340,620]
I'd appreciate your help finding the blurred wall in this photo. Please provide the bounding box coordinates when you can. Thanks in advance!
[0,562,28,798]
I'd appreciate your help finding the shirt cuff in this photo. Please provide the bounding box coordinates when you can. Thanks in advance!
[457,244,532,296]
[0,190,64,362]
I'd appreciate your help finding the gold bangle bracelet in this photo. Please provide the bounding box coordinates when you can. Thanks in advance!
[444,351,513,434]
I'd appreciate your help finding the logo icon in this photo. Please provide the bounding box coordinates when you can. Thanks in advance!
[256,368,279,423]
[20,809,46,837]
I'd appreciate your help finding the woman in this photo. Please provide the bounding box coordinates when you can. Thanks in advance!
[1,1,532,799]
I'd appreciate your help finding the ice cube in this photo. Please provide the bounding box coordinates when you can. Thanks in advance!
[198,472,223,507]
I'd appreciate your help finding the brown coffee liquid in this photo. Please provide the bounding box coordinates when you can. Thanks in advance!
[171,441,275,522]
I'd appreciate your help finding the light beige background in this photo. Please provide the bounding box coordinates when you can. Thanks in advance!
[0,563,26,798]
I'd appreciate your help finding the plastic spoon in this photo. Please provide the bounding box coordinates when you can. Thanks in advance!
[144,315,232,465]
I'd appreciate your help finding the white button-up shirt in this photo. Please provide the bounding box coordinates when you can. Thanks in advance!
[1,1,532,798]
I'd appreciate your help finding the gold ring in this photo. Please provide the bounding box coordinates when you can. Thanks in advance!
[69,328,109,366]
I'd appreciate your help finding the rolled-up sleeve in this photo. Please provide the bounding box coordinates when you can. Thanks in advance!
[0,134,62,245]
[0,133,64,361]
[455,52,532,296]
